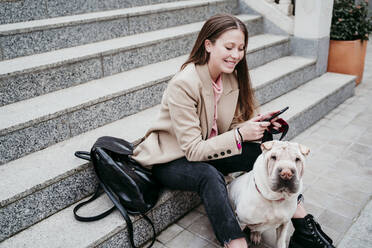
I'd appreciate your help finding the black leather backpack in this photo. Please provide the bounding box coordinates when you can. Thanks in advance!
[73,136,160,248]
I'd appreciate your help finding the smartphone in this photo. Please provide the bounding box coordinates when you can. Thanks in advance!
[263,106,289,122]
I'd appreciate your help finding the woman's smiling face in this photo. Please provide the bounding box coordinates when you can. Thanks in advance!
[205,28,246,81]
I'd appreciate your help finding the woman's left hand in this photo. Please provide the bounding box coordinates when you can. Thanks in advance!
[257,111,283,131]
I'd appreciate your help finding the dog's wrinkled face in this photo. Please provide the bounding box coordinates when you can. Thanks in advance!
[260,141,310,194]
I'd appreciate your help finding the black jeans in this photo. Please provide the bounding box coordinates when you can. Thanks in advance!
[152,142,262,246]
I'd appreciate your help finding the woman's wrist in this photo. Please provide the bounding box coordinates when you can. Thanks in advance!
[237,128,244,142]
[235,128,242,149]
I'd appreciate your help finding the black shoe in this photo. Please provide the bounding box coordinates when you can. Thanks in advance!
[289,214,335,248]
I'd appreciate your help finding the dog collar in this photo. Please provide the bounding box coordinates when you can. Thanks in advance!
[254,178,285,202]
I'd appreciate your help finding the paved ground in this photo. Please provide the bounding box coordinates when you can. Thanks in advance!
[145,40,372,248]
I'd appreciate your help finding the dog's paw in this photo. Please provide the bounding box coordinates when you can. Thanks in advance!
[250,231,261,245]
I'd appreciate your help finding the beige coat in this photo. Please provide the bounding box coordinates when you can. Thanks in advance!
[132,63,243,168]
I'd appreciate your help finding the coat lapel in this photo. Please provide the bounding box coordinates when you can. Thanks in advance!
[196,64,240,138]
[196,64,214,139]
[217,73,239,133]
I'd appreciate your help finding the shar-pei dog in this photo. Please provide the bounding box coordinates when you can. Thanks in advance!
[228,140,310,248]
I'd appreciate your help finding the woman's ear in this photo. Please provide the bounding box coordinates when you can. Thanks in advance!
[204,39,212,53]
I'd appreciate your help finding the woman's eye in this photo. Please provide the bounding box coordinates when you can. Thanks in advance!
[225,47,232,50]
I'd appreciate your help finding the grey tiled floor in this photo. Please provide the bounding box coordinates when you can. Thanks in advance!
[144,40,372,248]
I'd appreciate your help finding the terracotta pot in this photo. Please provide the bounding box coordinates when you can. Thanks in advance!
[327,39,368,85]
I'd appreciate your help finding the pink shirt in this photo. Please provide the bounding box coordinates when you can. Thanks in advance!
[209,74,223,138]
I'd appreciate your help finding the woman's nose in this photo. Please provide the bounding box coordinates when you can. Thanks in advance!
[231,49,240,59]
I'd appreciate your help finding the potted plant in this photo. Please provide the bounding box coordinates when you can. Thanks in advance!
[327,0,372,85]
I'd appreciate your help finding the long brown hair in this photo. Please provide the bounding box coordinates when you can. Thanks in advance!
[181,14,256,122]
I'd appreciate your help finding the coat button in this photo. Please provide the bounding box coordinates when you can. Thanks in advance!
[213,154,218,158]
[208,155,212,159]
[220,152,225,156]
[227,149,232,154]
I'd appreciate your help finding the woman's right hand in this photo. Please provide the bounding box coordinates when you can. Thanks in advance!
[238,115,271,141]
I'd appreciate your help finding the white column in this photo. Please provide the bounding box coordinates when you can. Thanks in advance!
[294,0,334,39]
[278,0,293,16]
[293,0,334,76]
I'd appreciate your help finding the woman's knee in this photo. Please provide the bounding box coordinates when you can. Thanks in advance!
[194,163,227,196]
[151,159,225,191]
[197,163,225,183]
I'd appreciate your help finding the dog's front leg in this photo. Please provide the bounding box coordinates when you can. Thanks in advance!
[276,221,289,248]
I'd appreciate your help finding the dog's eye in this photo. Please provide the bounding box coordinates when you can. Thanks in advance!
[271,155,277,160]
[295,157,301,162]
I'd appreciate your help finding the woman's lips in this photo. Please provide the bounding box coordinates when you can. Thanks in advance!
[224,59,237,68]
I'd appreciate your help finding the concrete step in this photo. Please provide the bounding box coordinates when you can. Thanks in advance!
[0,48,307,166]
[0,72,355,246]
[252,56,315,105]
[0,0,237,60]
[0,14,262,107]
[0,188,201,247]
[0,0,188,25]
[260,73,355,140]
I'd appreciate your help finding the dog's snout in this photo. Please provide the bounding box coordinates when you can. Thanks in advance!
[279,168,293,180]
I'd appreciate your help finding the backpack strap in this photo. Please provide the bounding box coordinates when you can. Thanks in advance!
[100,181,157,248]
[74,151,92,161]
[73,185,115,221]
[73,182,156,248]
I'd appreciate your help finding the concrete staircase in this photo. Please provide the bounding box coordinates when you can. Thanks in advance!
[0,0,355,247]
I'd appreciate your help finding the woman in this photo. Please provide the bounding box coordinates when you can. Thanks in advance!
[132,14,334,248]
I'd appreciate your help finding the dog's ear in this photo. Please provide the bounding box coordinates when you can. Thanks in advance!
[261,141,275,151]
[299,144,310,156]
